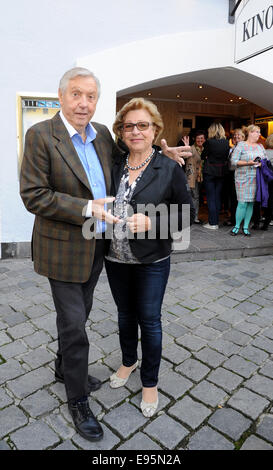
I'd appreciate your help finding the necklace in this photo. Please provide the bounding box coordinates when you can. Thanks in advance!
[126,149,155,170]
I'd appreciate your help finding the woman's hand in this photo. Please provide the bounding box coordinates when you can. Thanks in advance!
[127,213,151,233]
[182,136,190,146]
[92,197,120,224]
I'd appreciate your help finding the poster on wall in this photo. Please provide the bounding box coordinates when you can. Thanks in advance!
[17,95,60,171]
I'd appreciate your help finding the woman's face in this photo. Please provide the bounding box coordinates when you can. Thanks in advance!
[121,109,156,154]
[248,129,260,143]
[233,132,244,144]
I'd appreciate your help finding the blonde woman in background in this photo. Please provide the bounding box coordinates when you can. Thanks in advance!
[230,125,266,236]
[201,123,230,229]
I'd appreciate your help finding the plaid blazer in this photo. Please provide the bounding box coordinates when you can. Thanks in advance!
[20,112,120,282]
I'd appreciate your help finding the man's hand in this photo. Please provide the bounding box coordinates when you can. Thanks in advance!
[127,213,151,233]
[160,139,192,167]
[92,197,120,224]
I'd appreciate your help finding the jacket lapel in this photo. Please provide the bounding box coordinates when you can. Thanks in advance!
[92,123,111,194]
[52,113,93,195]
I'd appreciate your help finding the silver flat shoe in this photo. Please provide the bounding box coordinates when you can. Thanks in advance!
[140,398,159,418]
[109,361,138,388]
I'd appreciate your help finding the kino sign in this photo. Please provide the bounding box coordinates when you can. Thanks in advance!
[235,0,273,63]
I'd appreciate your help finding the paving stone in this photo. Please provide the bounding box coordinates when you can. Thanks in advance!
[176,312,202,329]
[72,423,120,450]
[191,308,216,321]
[118,432,161,450]
[94,333,120,354]
[208,407,251,440]
[92,319,118,337]
[187,426,234,450]
[262,326,273,340]
[256,415,273,444]
[54,440,78,450]
[7,323,36,340]
[193,324,221,341]
[7,366,54,399]
[235,301,261,315]
[0,440,11,450]
[228,388,269,420]
[21,347,54,369]
[92,382,130,410]
[238,345,269,365]
[208,338,241,356]
[163,322,189,338]
[240,435,273,450]
[176,334,207,352]
[2,311,27,327]
[162,343,191,365]
[10,421,60,450]
[0,387,13,408]
[103,402,147,438]
[259,361,273,379]
[175,358,210,382]
[207,367,244,393]
[222,329,252,346]
[223,355,259,378]
[190,380,229,407]
[45,413,75,440]
[251,336,273,354]
[0,359,26,384]
[205,318,230,332]
[217,310,248,325]
[25,304,52,319]
[31,313,57,339]
[244,374,273,400]
[0,331,12,346]
[158,371,193,399]
[23,331,52,348]
[20,389,59,417]
[168,395,211,429]
[194,347,226,368]
[144,414,189,449]
[217,296,239,308]
[0,405,28,438]
[0,339,28,359]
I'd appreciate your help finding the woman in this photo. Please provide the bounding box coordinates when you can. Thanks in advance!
[261,133,273,230]
[230,125,266,236]
[201,123,230,229]
[224,128,245,226]
[104,98,194,417]
[183,132,205,224]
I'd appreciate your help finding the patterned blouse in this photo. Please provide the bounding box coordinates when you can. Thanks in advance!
[106,166,144,264]
[230,142,266,202]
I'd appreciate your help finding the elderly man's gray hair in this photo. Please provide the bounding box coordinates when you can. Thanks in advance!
[59,67,101,98]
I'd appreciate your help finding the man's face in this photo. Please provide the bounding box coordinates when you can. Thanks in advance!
[195,135,205,148]
[58,75,98,133]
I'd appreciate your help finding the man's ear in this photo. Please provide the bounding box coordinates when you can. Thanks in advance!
[58,89,63,106]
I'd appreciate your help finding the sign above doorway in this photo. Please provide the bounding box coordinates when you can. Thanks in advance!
[235,0,273,63]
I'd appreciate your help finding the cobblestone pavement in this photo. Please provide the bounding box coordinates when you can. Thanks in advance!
[0,255,273,450]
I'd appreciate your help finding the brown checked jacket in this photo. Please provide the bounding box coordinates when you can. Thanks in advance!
[20,112,120,282]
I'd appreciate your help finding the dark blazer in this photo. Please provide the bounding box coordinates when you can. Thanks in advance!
[107,150,195,263]
[20,112,121,282]
[201,138,230,177]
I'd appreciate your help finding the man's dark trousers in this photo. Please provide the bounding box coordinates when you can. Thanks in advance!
[49,239,105,403]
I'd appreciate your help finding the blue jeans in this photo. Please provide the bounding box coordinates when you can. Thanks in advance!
[204,174,224,225]
[105,257,170,387]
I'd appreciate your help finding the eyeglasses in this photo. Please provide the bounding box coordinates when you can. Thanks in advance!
[121,121,154,132]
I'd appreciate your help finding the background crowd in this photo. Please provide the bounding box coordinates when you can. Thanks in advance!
[179,124,273,235]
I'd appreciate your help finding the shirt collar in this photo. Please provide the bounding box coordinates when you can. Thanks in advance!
[59,110,97,141]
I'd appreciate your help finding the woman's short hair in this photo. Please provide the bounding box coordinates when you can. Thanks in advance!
[265,133,273,149]
[113,98,164,142]
[208,123,226,139]
[59,67,101,98]
[245,124,260,136]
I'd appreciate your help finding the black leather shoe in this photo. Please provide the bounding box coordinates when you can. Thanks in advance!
[55,374,102,393]
[68,400,103,442]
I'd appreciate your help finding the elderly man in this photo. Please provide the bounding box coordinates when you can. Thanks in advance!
[20,67,191,442]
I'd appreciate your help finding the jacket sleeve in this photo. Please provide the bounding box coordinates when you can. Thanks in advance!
[20,126,90,226]
[150,164,195,236]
